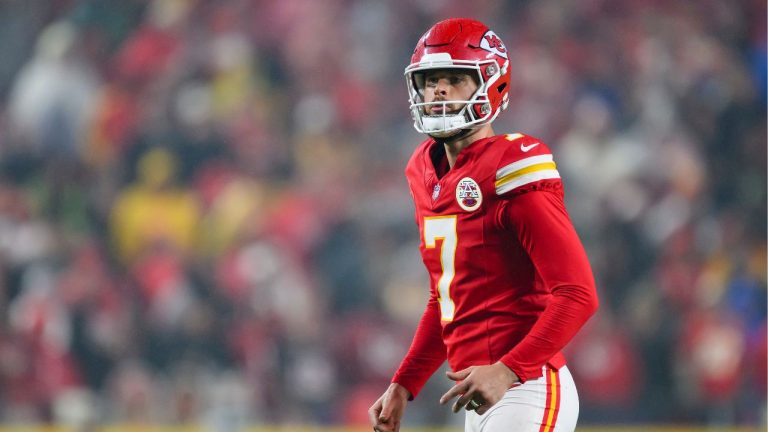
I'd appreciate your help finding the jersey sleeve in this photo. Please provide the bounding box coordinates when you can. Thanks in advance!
[493,133,562,197]
[494,151,599,382]
[391,293,447,399]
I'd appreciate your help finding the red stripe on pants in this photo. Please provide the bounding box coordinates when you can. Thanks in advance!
[538,367,560,432]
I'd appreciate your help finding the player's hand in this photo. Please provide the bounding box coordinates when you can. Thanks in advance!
[439,362,519,415]
[369,383,410,432]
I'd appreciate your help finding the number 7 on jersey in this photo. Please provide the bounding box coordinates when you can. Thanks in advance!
[423,215,457,321]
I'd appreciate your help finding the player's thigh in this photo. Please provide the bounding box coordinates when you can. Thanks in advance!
[553,366,579,432]
[465,365,579,432]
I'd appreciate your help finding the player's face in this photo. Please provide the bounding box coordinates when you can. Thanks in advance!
[421,69,478,115]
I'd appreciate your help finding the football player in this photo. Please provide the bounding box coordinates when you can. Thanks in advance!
[368,18,599,432]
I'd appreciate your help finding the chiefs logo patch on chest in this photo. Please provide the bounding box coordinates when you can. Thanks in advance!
[456,177,482,211]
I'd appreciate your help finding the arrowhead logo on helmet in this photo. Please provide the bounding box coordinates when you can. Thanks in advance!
[480,31,508,59]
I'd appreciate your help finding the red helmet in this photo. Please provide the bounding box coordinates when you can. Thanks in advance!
[405,18,511,138]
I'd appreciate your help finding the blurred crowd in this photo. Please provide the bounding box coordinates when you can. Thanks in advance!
[0,0,764,429]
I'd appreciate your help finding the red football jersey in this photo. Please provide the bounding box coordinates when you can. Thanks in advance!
[392,133,598,399]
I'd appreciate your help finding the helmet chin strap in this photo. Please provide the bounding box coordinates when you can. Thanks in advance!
[422,102,477,139]
[421,112,469,137]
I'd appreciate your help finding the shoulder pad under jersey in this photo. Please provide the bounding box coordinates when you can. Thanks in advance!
[493,133,561,196]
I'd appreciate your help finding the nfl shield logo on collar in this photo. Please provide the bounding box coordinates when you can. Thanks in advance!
[432,183,441,200]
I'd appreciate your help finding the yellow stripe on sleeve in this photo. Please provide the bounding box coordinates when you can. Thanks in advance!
[495,154,560,195]
[495,161,557,188]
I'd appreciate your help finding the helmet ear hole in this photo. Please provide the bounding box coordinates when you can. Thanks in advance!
[497,82,507,93]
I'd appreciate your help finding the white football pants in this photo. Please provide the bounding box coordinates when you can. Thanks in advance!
[464,365,578,432]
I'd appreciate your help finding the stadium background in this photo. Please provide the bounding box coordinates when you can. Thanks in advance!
[0,0,764,430]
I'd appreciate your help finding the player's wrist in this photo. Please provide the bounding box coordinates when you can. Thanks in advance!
[493,361,520,387]
[388,382,412,400]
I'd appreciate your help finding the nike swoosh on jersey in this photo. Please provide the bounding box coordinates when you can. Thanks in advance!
[495,154,560,195]
[520,142,540,152]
